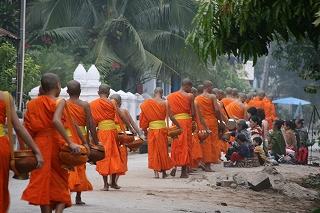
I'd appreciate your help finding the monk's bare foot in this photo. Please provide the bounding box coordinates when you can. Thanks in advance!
[101,185,109,191]
[76,194,85,205]
[199,164,206,171]
[75,200,86,205]
[204,165,214,172]
[180,173,189,178]
[154,171,160,179]
[110,183,121,190]
[170,168,176,177]
[162,171,168,179]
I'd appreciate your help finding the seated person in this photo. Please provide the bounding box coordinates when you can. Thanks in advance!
[253,137,266,165]
[283,120,297,152]
[268,120,286,161]
[230,134,250,163]
[230,119,251,144]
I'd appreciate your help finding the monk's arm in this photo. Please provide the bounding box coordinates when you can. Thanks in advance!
[190,94,196,121]
[212,95,222,121]
[167,103,181,129]
[83,102,99,145]
[116,107,132,132]
[10,95,43,167]
[125,110,143,137]
[194,101,210,132]
[53,99,80,152]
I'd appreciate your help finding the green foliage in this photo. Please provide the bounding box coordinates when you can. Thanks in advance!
[272,39,320,93]
[189,57,249,91]
[0,0,20,34]
[26,0,207,91]
[25,0,248,92]
[0,42,16,92]
[0,41,40,93]
[27,45,77,87]
[187,0,320,64]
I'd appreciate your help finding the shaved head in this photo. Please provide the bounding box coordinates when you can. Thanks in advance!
[217,89,225,100]
[109,94,122,106]
[41,73,60,93]
[212,88,219,95]
[98,84,111,95]
[203,80,213,89]
[67,80,81,96]
[197,85,204,94]
[258,90,265,98]
[191,87,197,96]
[181,78,193,93]
[239,93,247,103]
[154,87,163,97]
[225,87,232,95]
[182,78,192,87]
[232,88,238,98]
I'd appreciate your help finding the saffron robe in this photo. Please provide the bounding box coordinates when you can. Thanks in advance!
[167,91,192,166]
[263,97,277,128]
[140,99,173,171]
[66,101,93,192]
[190,132,203,168]
[0,100,10,213]
[22,96,71,208]
[225,100,245,120]
[221,97,234,107]
[90,98,124,176]
[113,101,128,176]
[195,95,220,164]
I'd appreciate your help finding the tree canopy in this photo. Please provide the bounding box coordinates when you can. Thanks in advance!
[187,0,320,64]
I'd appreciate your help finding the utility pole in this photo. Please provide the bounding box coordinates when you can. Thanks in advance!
[16,0,26,111]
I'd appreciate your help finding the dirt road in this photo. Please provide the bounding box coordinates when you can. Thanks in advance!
[9,153,320,213]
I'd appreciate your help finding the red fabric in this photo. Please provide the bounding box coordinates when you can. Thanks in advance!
[297,147,308,165]
[230,152,244,162]
[22,96,71,208]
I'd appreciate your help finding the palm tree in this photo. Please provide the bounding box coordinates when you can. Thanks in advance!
[26,0,207,91]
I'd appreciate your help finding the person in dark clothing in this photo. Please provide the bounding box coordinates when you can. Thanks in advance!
[230,134,250,162]
[268,120,286,161]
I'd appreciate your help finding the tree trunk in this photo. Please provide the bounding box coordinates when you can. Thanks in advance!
[261,45,272,91]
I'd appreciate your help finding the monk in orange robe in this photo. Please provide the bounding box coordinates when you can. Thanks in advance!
[22,73,80,212]
[263,96,277,128]
[90,84,129,191]
[248,91,265,109]
[65,80,100,205]
[225,93,247,120]
[0,91,43,213]
[109,94,143,184]
[194,81,222,171]
[189,87,204,169]
[140,87,181,178]
[221,87,234,107]
[167,79,195,178]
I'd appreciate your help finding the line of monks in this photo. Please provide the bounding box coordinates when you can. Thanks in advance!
[0,73,277,213]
